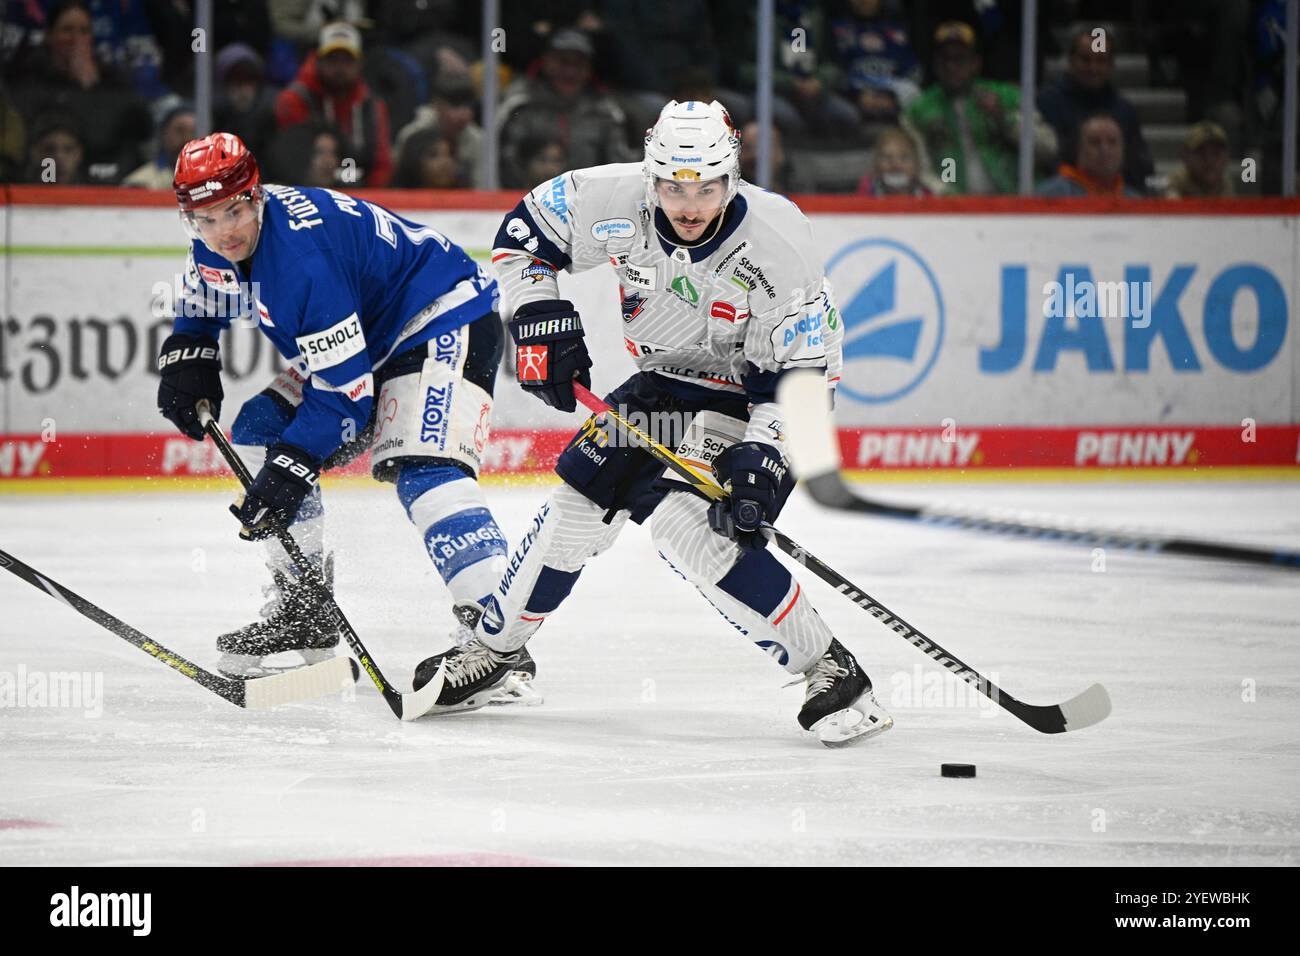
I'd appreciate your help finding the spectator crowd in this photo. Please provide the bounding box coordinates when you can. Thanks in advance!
[0,0,1293,197]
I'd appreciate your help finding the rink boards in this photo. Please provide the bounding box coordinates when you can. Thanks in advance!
[1,190,1297,482]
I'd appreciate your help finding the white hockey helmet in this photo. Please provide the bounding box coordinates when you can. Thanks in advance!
[643,99,742,210]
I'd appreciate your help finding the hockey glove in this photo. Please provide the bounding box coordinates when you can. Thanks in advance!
[230,443,320,541]
[157,333,223,440]
[707,441,789,552]
[509,299,592,413]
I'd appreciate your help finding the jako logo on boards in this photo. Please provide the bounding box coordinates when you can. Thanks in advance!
[50,886,151,936]
[825,237,945,404]
[983,263,1288,373]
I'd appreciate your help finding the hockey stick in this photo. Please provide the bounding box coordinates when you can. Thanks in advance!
[573,381,1111,734]
[198,403,446,721]
[776,370,1300,571]
[0,547,354,709]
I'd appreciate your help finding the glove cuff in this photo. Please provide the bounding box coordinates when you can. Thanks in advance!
[265,443,321,489]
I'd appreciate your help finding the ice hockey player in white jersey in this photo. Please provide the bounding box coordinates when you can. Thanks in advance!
[414,100,892,744]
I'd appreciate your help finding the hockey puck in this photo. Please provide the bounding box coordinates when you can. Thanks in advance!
[941,763,976,778]
[348,658,361,682]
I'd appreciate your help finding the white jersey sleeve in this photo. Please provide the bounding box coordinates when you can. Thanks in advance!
[491,163,641,319]
[734,191,843,447]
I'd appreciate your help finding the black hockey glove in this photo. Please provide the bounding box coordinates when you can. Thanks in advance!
[230,443,320,541]
[707,441,790,552]
[157,333,223,440]
[509,299,592,413]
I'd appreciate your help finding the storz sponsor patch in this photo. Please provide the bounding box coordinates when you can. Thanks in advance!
[772,310,825,362]
[431,330,462,367]
[591,218,635,241]
[420,382,454,446]
[296,313,366,371]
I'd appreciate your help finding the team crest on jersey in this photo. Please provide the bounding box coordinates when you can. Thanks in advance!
[521,259,556,283]
[621,290,646,323]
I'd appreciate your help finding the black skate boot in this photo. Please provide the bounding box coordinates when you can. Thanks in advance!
[413,634,531,715]
[796,638,893,747]
[216,555,342,677]
[414,602,541,706]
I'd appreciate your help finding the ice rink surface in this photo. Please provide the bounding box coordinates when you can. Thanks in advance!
[1,477,1297,866]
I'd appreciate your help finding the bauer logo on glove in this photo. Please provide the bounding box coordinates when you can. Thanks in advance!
[230,443,321,540]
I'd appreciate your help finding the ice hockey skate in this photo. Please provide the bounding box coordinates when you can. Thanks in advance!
[420,602,541,706]
[413,636,532,715]
[796,638,894,747]
[216,556,343,678]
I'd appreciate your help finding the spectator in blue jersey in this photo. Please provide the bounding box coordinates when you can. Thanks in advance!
[156,132,533,699]
[828,0,922,125]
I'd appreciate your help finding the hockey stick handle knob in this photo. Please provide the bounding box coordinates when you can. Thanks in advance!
[196,399,216,429]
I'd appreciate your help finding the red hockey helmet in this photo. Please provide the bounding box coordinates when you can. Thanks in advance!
[173,132,261,211]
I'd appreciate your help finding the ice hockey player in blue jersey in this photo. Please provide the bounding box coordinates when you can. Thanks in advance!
[159,132,533,694]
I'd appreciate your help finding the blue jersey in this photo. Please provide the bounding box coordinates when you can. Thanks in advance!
[172,184,498,462]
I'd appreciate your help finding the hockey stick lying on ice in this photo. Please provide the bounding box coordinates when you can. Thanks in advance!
[198,402,447,721]
[0,547,354,709]
[573,381,1111,735]
[776,370,1300,571]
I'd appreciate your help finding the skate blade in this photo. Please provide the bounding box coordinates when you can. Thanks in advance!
[217,648,344,680]
[488,671,544,706]
[421,671,514,717]
[813,699,895,748]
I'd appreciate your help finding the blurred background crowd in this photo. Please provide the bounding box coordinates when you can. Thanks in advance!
[1,0,1295,197]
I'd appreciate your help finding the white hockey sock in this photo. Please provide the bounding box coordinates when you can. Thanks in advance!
[651,491,832,674]
[480,483,627,652]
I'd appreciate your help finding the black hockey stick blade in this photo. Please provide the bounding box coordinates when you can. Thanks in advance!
[1001,682,1113,734]
[0,547,355,709]
[198,403,448,720]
